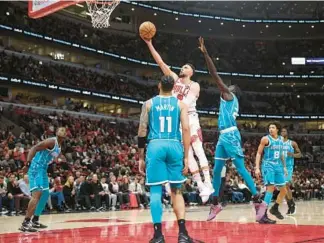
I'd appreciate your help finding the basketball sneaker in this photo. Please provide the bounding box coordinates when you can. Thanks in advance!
[270,205,284,220]
[31,221,48,229]
[287,201,296,215]
[257,210,276,224]
[199,186,212,204]
[207,204,223,221]
[149,235,165,243]
[178,233,194,243]
[254,201,267,222]
[19,222,38,232]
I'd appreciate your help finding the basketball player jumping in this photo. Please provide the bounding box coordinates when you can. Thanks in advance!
[255,122,287,223]
[281,127,301,215]
[138,75,195,243]
[142,37,213,203]
[198,37,267,222]
[19,127,66,232]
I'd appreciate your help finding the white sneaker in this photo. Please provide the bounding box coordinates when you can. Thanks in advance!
[204,181,215,194]
[111,206,116,211]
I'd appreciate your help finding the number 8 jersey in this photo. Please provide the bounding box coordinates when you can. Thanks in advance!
[148,95,182,141]
[263,135,284,166]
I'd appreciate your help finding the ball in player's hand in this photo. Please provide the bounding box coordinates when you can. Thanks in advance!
[139,21,156,40]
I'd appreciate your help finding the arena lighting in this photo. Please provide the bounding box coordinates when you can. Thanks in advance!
[127,1,324,24]
[3,24,324,79]
[3,73,324,120]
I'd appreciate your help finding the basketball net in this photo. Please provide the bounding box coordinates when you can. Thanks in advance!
[85,0,120,28]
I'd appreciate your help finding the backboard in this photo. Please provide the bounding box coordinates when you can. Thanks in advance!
[28,0,78,18]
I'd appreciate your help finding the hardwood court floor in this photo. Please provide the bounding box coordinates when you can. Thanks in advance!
[1,201,324,243]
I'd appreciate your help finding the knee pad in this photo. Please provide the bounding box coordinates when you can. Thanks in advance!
[41,189,50,199]
[213,159,226,177]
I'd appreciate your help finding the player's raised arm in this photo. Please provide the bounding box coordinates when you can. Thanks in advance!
[142,38,178,81]
[290,141,302,158]
[198,37,232,100]
[255,136,269,178]
[26,139,56,166]
[179,101,190,173]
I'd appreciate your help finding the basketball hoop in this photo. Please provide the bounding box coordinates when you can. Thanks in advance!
[85,0,120,28]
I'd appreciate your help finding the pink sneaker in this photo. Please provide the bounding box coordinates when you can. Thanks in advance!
[254,201,267,222]
[207,204,223,221]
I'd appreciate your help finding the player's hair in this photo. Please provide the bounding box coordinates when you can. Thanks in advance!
[281,127,289,133]
[185,63,195,76]
[268,121,281,131]
[160,75,175,92]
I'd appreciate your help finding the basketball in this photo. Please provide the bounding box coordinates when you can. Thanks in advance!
[139,21,156,40]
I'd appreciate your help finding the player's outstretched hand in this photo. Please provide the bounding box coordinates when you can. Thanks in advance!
[198,36,207,54]
[182,158,189,176]
[139,159,146,176]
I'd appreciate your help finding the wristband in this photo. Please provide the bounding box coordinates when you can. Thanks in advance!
[138,136,146,149]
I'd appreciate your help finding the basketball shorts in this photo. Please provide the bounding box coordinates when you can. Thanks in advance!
[28,168,49,192]
[215,129,244,161]
[261,162,285,186]
[285,166,294,183]
[146,140,186,186]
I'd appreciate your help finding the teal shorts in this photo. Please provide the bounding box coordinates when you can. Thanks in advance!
[145,140,186,186]
[261,162,285,186]
[28,169,49,192]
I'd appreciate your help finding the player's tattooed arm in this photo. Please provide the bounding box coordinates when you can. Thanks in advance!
[142,38,178,81]
[198,37,232,100]
[292,141,302,158]
[138,101,151,163]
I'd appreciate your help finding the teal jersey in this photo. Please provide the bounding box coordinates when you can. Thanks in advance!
[218,93,239,130]
[263,135,283,166]
[147,96,182,141]
[283,139,294,168]
[29,137,61,171]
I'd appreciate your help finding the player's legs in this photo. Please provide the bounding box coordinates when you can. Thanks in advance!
[285,167,296,215]
[167,141,194,242]
[146,141,168,243]
[259,164,277,224]
[189,114,212,189]
[207,143,226,221]
[149,185,164,243]
[269,167,287,220]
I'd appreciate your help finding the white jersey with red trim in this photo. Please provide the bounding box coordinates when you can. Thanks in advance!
[172,78,197,114]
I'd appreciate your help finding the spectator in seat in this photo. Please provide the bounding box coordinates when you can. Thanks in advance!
[0,175,14,215]
[101,177,116,210]
[63,176,75,210]
[109,175,128,209]
[129,177,149,208]
[50,177,67,211]
[91,174,105,211]
[7,174,28,215]
[74,175,85,209]
[79,176,93,210]
[238,179,252,202]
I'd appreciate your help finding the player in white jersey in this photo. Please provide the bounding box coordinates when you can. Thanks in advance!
[142,37,213,202]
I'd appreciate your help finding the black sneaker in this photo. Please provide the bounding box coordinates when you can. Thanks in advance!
[178,233,194,243]
[19,222,38,232]
[149,235,165,243]
[270,206,284,220]
[287,202,296,215]
[258,214,276,224]
[32,221,48,229]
